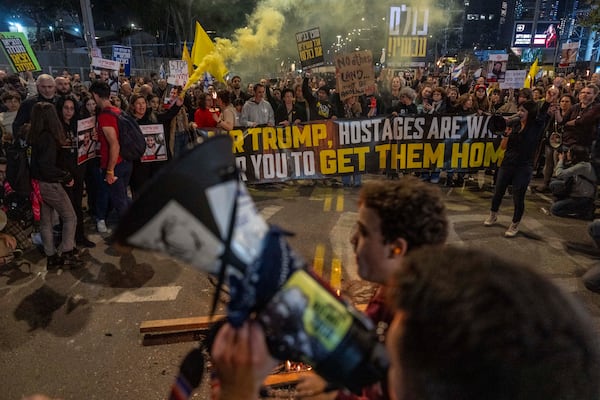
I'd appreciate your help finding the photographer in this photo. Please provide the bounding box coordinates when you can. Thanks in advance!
[535,94,574,192]
[484,101,542,237]
[549,145,596,220]
[212,246,600,400]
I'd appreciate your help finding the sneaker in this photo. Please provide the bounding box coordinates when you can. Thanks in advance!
[97,219,108,233]
[77,236,96,248]
[484,212,498,226]
[504,222,519,238]
[46,254,63,270]
[61,250,84,269]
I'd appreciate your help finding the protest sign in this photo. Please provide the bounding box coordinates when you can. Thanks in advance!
[296,27,324,69]
[140,124,168,162]
[91,57,120,94]
[334,50,374,101]
[167,60,189,87]
[112,45,132,76]
[559,42,578,67]
[77,117,98,165]
[229,113,504,183]
[0,32,41,72]
[486,53,508,83]
[500,70,527,89]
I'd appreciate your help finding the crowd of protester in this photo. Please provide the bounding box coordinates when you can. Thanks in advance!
[0,65,598,267]
[1,63,600,400]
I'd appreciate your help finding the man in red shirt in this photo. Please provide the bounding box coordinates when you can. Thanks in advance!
[89,81,132,233]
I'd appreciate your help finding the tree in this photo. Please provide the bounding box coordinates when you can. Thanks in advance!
[578,0,600,31]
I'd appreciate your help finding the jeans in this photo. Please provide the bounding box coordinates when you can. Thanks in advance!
[173,131,189,159]
[96,160,132,221]
[551,197,595,220]
[542,145,558,186]
[39,182,77,256]
[342,173,362,187]
[491,165,532,223]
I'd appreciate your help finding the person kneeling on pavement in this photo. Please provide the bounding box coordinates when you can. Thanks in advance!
[549,145,596,220]
[584,219,600,293]
[0,209,20,267]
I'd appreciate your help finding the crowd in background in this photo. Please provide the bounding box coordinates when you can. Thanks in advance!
[0,64,598,267]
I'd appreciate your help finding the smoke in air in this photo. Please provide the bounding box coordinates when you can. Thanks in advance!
[202,0,446,81]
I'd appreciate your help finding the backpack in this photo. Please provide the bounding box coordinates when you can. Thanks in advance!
[5,141,32,195]
[100,109,146,161]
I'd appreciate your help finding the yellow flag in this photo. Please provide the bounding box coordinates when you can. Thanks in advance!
[182,41,193,76]
[185,21,228,88]
[191,21,214,67]
[523,58,539,88]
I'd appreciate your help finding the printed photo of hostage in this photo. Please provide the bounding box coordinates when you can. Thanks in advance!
[140,124,168,163]
[76,116,97,165]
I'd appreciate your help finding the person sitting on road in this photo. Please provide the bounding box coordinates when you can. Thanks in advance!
[282,176,448,400]
[211,246,600,400]
[550,145,597,220]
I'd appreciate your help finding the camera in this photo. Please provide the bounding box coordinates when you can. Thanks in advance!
[114,135,388,393]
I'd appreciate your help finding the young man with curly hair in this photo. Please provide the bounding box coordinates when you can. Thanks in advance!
[212,246,600,400]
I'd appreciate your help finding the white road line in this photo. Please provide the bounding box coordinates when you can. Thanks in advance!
[97,286,182,303]
[331,212,359,282]
[259,205,284,221]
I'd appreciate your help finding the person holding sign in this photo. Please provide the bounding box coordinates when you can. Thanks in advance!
[128,93,183,198]
[29,103,83,269]
[57,96,95,248]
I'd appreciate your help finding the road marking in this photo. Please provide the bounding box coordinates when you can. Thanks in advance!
[336,193,344,212]
[331,212,359,282]
[323,193,332,211]
[259,205,283,221]
[313,244,325,277]
[331,258,342,293]
[97,286,182,303]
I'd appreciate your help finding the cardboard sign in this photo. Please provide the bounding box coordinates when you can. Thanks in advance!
[0,32,41,72]
[334,50,374,101]
[168,60,188,87]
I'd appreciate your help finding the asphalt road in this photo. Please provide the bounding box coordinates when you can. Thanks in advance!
[1,172,599,399]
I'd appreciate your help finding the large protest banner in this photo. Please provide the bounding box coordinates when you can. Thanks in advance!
[0,32,41,73]
[334,50,375,101]
[225,114,504,183]
[296,27,324,69]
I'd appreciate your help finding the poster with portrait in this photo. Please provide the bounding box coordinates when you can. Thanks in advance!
[486,53,508,83]
[77,117,98,165]
[140,124,168,163]
[91,57,121,95]
[559,42,579,67]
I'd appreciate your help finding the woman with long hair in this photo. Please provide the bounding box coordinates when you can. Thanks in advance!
[484,101,543,237]
[193,93,219,128]
[29,102,83,269]
[56,95,95,248]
